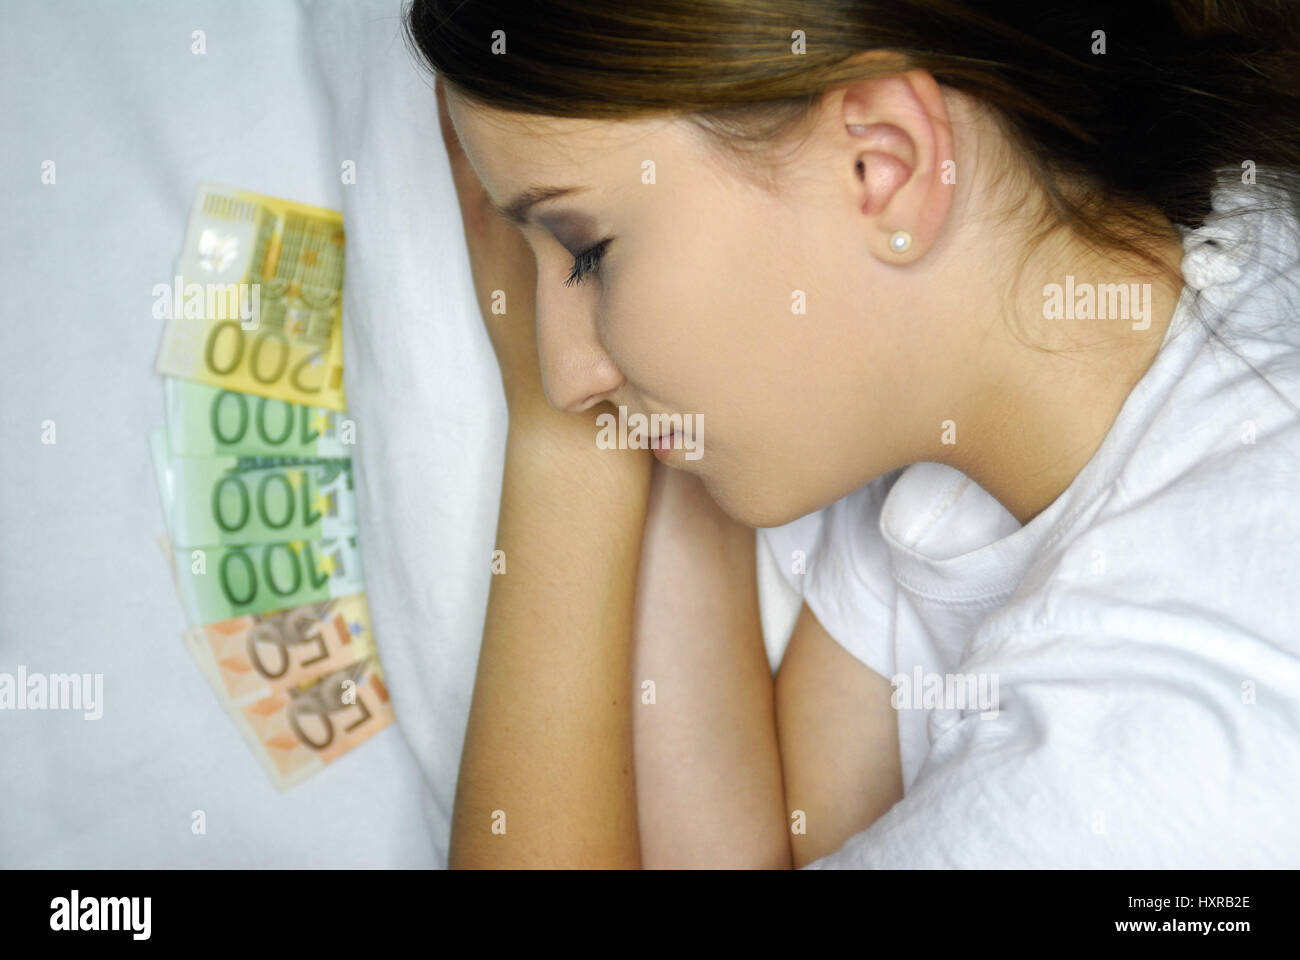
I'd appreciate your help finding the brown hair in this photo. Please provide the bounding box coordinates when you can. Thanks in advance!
[404,1,1300,349]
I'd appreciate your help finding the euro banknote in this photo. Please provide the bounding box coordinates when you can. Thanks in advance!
[154,183,348,411]
[165,377,354,459]
[167,535,366,625]
[160,535,387,789]
[152,183,388,790]
[178,596,391,790]
[227,655,394,791]
[183,593,377,709]
[150,429,357,547]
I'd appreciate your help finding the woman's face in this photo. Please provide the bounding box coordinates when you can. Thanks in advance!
[446,86,964,527]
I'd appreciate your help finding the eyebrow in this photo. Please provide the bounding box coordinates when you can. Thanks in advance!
[492,185,587,226]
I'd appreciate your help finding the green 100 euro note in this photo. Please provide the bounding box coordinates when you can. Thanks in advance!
[165,378,354,459]
[166,535,366,625]
[150,430,358,547]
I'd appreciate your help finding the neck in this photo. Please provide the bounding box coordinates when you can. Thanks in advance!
[941,226,1186,526]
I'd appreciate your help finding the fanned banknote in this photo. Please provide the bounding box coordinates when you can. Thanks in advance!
[178,595,393,790]
[226,655,394,791]
[183,593,377,709]
[150,429,358,547]
[155,184,348,411]
[164,377,354,459]
[167,534,365,625]
[161,537,389,790]
[152,184,389,791]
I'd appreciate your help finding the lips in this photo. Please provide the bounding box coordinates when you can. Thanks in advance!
[649,426,675,450]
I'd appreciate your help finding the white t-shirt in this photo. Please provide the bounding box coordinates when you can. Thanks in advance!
[759,179,1300,867]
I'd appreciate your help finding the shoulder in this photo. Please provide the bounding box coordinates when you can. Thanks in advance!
[1008,318,1300,648]
[939,342,1300,866]
[994,209,1300,646]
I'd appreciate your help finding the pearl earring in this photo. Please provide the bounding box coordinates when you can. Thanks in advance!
[889,230,912,254]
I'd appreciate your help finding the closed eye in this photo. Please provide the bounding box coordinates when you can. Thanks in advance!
[564,238,613,288]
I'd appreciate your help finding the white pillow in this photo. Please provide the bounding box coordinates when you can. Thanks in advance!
[307,0,803,866]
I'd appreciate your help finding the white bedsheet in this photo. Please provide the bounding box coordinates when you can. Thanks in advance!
[0,0,436,868]
[0,0,800,868]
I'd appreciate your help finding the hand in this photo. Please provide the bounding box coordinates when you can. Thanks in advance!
[436,74,547,413]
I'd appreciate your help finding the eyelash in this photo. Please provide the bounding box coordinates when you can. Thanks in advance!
[564,238,612,288]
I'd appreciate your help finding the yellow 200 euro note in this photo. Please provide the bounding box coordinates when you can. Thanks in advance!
[155,183,348,411]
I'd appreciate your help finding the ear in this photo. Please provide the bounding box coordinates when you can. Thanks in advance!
[838,66,954,265]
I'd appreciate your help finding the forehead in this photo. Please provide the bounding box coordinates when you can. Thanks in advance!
[446,89,682,196]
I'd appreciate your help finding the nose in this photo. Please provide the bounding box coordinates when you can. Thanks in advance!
[535,290,623,413]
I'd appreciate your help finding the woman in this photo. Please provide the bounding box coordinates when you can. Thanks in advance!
[408,0,1300,867]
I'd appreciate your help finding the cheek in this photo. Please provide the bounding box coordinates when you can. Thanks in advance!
[602,224,862,472]
[603,224,783,394]
[597,260,712,401]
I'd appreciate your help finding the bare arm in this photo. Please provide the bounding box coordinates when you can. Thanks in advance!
[437,75,651,867]
[631,461,790,868]
[447,407,651,868]
[775,601,904,867]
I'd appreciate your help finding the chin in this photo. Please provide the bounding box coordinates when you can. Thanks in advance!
[701,474,815,529]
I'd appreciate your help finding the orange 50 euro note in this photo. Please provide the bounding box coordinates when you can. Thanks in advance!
[183,593,395,791]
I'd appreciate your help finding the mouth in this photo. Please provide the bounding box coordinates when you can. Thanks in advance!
[649,425,677,455]
[649,427,675,448]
